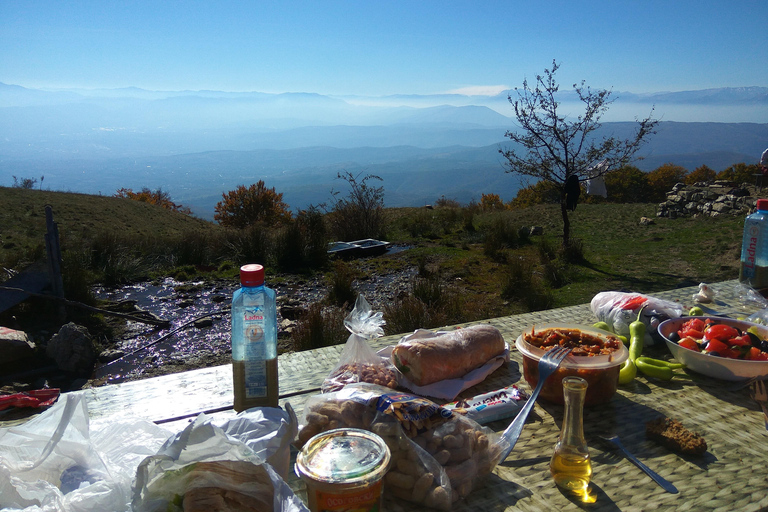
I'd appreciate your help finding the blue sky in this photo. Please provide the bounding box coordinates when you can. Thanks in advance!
[1,0,766,96]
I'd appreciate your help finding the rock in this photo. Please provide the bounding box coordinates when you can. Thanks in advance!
[639,217,655,226]
[657,183,757,218]
[178,299,195,308]
[98,348,125,363]
[0,326,36,363]
[529,226,544,236]
[46,323,96,376]
[193,318,214,328]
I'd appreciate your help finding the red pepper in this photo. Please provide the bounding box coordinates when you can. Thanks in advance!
[0,389,60,411]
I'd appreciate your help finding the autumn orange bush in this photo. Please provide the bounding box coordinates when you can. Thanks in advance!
[214,180,292,228]
[114,187,191,214]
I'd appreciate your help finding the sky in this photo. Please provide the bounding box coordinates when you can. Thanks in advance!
[1,0,767,97]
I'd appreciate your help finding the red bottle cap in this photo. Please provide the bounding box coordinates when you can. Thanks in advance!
[240,264,265,286]
[758,199,768,211]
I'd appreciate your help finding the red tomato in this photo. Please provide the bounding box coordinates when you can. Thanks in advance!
[728,334,752,347]
[704,324,739,342]
[747,347,762,360]
[754,352,768,361]
[678,337,700,352]
[705,338,729,355]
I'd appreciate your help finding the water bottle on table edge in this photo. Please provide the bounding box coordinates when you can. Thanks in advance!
[231,263,279,411]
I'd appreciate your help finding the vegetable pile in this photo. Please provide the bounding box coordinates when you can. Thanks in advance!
[670,318,768,361]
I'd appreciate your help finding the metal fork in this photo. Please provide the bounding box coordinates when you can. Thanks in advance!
[498,345,572,461]
[600,435,679,494]
[750,379,768,430]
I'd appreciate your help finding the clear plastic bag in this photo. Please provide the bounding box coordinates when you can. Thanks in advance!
[321,295,399,392]
[0,393,173,512]
[132,406,308,512]
[296,383,507,510]
[590,291,684,345]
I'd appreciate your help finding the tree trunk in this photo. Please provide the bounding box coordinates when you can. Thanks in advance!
[560,200,570,248]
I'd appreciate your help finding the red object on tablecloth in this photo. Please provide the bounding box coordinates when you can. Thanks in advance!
[0,389,60,411]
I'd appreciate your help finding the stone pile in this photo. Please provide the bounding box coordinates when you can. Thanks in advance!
[656,181,759,219]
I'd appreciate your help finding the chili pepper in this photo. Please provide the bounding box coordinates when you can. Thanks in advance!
[593,321,611,332]
[593,321,628,345]
[635,358,673,380]
[636,356,684,369]
[628,305,647,363]
[618,358,637,385]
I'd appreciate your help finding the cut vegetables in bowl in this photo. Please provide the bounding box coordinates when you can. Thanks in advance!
[658,316,768,381]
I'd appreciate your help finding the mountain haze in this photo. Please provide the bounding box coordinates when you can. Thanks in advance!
[1,83,767,219]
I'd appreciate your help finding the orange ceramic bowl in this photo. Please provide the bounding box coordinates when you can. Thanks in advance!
[515,324,629,406]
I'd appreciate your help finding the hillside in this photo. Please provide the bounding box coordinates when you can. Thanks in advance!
[0,187,218,264]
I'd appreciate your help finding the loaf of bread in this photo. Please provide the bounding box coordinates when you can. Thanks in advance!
[391,324,506,386]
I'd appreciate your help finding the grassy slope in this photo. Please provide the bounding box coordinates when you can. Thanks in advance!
[1,187,745,316]
[0,186,217,263]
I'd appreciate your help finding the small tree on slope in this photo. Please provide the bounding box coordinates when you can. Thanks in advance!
[500,60,658,248]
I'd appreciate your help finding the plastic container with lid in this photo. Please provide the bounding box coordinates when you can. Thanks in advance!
[515,324,628,406]
[740,198,768,292]
[295,428,391,512]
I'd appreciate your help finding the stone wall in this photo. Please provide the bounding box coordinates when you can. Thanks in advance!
[656,181,760,219]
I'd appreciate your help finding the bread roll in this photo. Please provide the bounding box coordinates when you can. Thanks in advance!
[391,324,505,386]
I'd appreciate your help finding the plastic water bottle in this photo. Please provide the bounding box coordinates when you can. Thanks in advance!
[739,199,768,292]
[231,264,279,411]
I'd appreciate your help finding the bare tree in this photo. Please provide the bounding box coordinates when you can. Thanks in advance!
[500,60,658,247]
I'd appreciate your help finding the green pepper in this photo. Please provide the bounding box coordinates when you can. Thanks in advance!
[635,357,674,380]
[628,305,646,363]
[618,358,637,385]
[593,321,612,332]
[616,334,629,345]
[689,306,704,316]
[636,356,684,370]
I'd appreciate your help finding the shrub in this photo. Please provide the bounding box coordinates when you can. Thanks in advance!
[115,187,191,215]
[214,180,292,228]
[479,214,522,260]
[291,302,349,351]
[647,164,688,202]
[481,193,506,211]
[509,180,560,208]
[603,165,651,203]
[716,162,759,184]
[686,165,716,184]
[435,195,461,208]
[326,260,358,308]
[383,296,433,335]
[501,256,554,311]
[325,172,386,241]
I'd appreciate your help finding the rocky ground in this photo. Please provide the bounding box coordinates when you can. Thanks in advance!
[1,260,419,395]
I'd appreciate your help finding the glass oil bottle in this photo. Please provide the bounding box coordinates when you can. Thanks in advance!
[550,376,592,500]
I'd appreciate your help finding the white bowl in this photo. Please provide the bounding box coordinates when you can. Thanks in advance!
[658,316,768,381]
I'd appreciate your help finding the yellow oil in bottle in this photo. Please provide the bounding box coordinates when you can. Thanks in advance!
[550,448,592,494]
[550,376,595,502]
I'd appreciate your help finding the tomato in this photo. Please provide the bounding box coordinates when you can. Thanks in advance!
[704,324,739,342]
[678,337,700,352]
[728,334,752,347]
[747,347,762,360]
[704,338,729,355]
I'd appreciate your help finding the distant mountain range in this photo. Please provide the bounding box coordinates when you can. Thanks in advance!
[1,83,767,219]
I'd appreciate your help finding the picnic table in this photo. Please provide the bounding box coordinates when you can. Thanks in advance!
[4,280,768,511]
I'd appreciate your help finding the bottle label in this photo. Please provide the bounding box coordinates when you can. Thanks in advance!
[243,307,268,398]
[742,222,760,279]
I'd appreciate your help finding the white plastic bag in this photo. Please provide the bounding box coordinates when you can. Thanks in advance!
[590,291,684,345]
[0,393,173,512]
[322,295,398,392]
[132,407,308,512]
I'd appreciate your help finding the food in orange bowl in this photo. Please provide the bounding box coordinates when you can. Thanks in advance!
[515,324,628,405]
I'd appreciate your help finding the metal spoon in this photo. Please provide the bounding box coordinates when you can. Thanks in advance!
[600,435,679,494]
